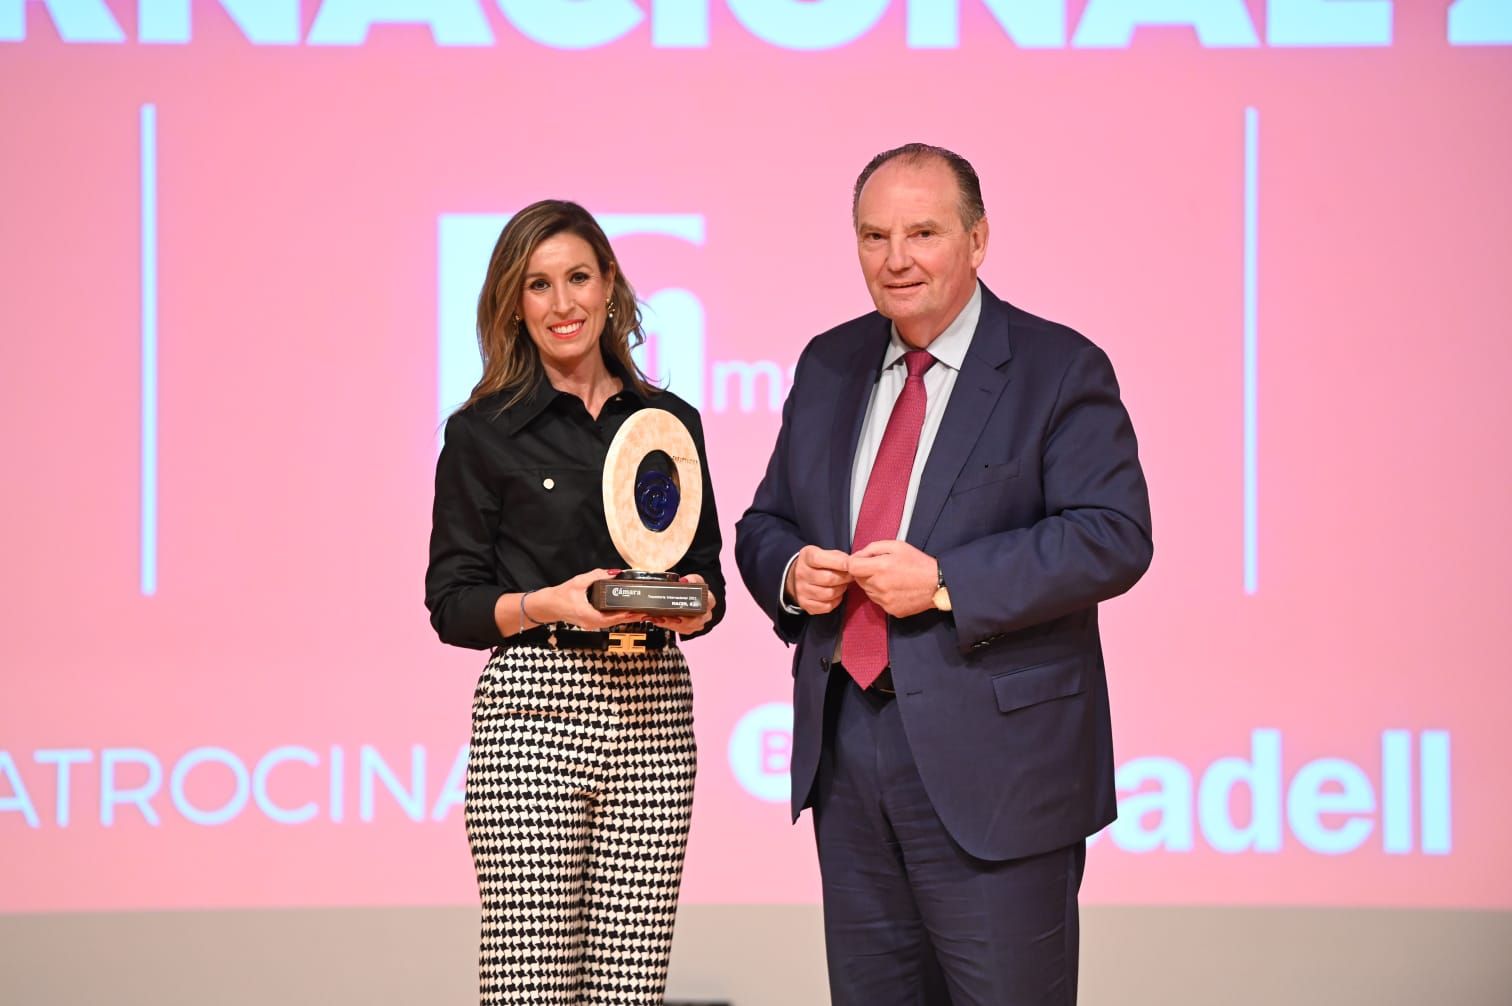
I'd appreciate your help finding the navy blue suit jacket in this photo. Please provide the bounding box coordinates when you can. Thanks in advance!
[734,283,1153,862]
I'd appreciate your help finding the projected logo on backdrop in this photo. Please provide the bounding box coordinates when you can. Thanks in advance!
[718,715,1454,855]
[438,212,791,424]
[437,213,708,423]
[728,703,794,804]
[0,724,1453,859]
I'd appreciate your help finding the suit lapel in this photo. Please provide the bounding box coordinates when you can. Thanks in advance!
[829,318,891,551]
[906,289,1014,549]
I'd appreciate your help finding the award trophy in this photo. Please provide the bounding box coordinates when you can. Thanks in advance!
[590,408,711,616]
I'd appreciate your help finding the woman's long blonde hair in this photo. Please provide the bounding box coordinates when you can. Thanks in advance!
[463,199,656,413]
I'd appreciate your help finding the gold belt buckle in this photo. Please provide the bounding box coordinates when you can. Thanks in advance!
[607,630,648,655]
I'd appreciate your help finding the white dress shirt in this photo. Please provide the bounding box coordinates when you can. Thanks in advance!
[781,282,983,616]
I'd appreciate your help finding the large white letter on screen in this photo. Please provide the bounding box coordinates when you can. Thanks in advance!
[496,0,643,49]
[712,360,785,413]
[1268,0,1392,46]
[1449,0,1512,44]
[728,703,794,803]
[1420,730,1452,854]
[359,744,426,822]
[1110,756,1195,852]
[1074,0,1259,47]
[908,0,1066,49]
[596,216,706,410]
[1197,728,1283,853]
[308,0,494,46]
[652,0,708,47]
[1287,757,1375,854]
[0,0,124,41]
[430,744,468,821]
[139,0,300,44]
[101,748,163,826]
[253,746,320,825]
[170,747,251,826]
[634,289,706,411]
[35,748,92,827]
[0,752,40,828]
[726,0,889,50]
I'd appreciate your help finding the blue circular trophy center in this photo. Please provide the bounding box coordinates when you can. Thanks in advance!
[635,469,680,533]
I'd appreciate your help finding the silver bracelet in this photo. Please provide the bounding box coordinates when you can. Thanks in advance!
[519,589,539,632]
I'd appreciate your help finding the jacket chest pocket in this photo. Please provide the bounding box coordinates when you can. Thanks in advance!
[950,458,1021,497]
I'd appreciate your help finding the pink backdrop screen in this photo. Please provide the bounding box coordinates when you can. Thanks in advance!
[2,1,1510,913]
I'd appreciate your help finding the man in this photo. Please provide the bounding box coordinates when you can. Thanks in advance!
[734,144,1152,1005]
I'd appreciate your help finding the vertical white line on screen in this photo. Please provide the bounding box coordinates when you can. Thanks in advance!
[1420,731,1452,855]
[140,103,158,597]
[1381,729,1414,853]
[1243,106,1259,596]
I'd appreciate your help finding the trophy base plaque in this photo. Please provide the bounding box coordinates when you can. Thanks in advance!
[590,571,710,614]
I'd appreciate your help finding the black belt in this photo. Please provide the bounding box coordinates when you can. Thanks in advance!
[832,662,895,697]
[501,623,675,655]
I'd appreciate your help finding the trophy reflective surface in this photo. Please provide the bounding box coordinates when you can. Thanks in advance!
[591,409,711,614]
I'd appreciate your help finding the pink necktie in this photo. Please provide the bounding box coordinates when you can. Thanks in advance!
[841,350,935,689]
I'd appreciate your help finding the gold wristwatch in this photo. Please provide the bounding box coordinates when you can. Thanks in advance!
[932,561,952,612]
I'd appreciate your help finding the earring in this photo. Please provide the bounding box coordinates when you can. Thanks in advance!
[606,299,616,319]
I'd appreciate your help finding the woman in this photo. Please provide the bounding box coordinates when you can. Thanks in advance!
[425,199,724,1004]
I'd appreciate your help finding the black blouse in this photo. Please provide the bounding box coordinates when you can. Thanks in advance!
[425,369,726,650]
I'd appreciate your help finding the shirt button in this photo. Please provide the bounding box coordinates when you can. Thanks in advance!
[542,478,555,490]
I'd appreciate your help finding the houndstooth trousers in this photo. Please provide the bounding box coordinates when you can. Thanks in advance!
[465,640,697,1005]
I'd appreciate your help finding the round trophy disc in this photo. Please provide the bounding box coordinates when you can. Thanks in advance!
[601,409,703,573]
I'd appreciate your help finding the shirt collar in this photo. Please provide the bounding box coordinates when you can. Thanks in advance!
[882,281,982,375]
[500,352,647,435]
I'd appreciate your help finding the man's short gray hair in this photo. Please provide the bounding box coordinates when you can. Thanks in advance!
[852,143,986,230]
